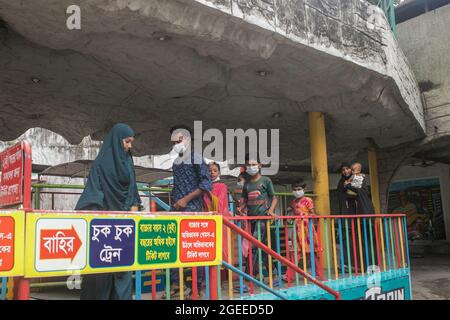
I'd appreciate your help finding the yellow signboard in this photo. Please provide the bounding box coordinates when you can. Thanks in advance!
[0,210,25,277]
[25,212,222,278]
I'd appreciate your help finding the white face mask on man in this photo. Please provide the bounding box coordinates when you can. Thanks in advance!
[293,190,305,198]
[172,142,187,155]
[246,165,259,176]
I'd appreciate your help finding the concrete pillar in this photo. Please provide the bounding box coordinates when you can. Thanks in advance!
[308,112,330,271]
[368,147,381,213]
[308,112,331,216]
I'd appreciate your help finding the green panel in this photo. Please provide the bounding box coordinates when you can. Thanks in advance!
[138,220,178,265]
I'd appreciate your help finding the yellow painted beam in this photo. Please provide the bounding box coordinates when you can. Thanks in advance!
[143,279,162,286]
[308,112,331,270]
[368,147,381,213]
[308,112,331,216]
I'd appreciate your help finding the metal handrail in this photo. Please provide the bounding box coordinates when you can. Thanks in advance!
[228,213,406,220]
[221,261,288,300]
[31,183,316,197]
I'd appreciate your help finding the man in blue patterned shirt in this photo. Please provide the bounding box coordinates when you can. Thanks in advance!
[166,125,211,299]
[170,126,211,212]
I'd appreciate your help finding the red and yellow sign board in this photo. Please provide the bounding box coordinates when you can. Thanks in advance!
[0,210,25,277]
[25,212,222,278]
[180,219,217,263]
[0,143,24,207]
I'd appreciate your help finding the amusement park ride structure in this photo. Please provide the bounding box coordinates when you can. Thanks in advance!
[0,142,412,300]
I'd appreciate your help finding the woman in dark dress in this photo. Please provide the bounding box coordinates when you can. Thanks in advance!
[343,163,375,214]
[337,162,357,215]
[76,123,141,300]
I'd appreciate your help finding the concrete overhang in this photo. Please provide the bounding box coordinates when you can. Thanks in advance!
[0,0,425,167]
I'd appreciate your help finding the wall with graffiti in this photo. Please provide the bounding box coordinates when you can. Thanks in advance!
[388,177,446,241]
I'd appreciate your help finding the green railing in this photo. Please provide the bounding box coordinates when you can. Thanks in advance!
[374,0,398,37]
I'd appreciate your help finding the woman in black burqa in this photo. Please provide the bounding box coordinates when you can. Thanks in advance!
[76,123,141,300]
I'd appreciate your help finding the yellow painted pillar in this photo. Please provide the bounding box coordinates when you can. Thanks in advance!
[368,147,381,213]
[308,112,331,270]
[308,112,331,216]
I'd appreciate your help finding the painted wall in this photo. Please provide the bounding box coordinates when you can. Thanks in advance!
[390,163,450,241]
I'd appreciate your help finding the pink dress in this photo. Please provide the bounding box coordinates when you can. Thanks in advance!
[286,197,324,280]
[203,182,231,263]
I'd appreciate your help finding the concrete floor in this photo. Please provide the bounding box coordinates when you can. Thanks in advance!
[410,255,450,300]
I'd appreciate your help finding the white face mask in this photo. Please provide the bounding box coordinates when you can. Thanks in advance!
[246,165,259,176]
[172,142,187,155]
[159,149,180,170]
[237,181,244,187]
[293,190,304,198]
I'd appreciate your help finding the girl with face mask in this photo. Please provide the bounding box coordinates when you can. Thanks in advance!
[204,162,231,263]
[284,181,324,282]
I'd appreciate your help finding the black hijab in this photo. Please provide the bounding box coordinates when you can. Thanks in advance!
[75,123,141,211]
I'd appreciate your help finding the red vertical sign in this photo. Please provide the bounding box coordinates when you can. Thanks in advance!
[0,143,24,207]
[0,216,14,271]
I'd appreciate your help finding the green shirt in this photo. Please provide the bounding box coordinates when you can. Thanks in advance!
[242,176,275,216]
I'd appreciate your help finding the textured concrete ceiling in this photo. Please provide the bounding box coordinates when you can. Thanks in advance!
[0,0,425,168]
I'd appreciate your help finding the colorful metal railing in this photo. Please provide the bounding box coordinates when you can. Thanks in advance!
[131,213,409,300]
[132,215,340,301]
[226,213,409,299]
[222,217,341,300]
[1,277,7,300]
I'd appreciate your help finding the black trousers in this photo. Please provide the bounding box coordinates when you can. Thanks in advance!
[80,272,133,300]
[244,220,275,278]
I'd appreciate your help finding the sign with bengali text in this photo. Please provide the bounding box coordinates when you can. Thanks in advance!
[25,212,222,278]
[0,143,24,207]
[0,210,25,276]
[180,219,217,263]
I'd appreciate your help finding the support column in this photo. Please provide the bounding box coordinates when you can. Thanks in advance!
[308,112,331,216]
[308,112,330,272]
[368,147,381,213]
